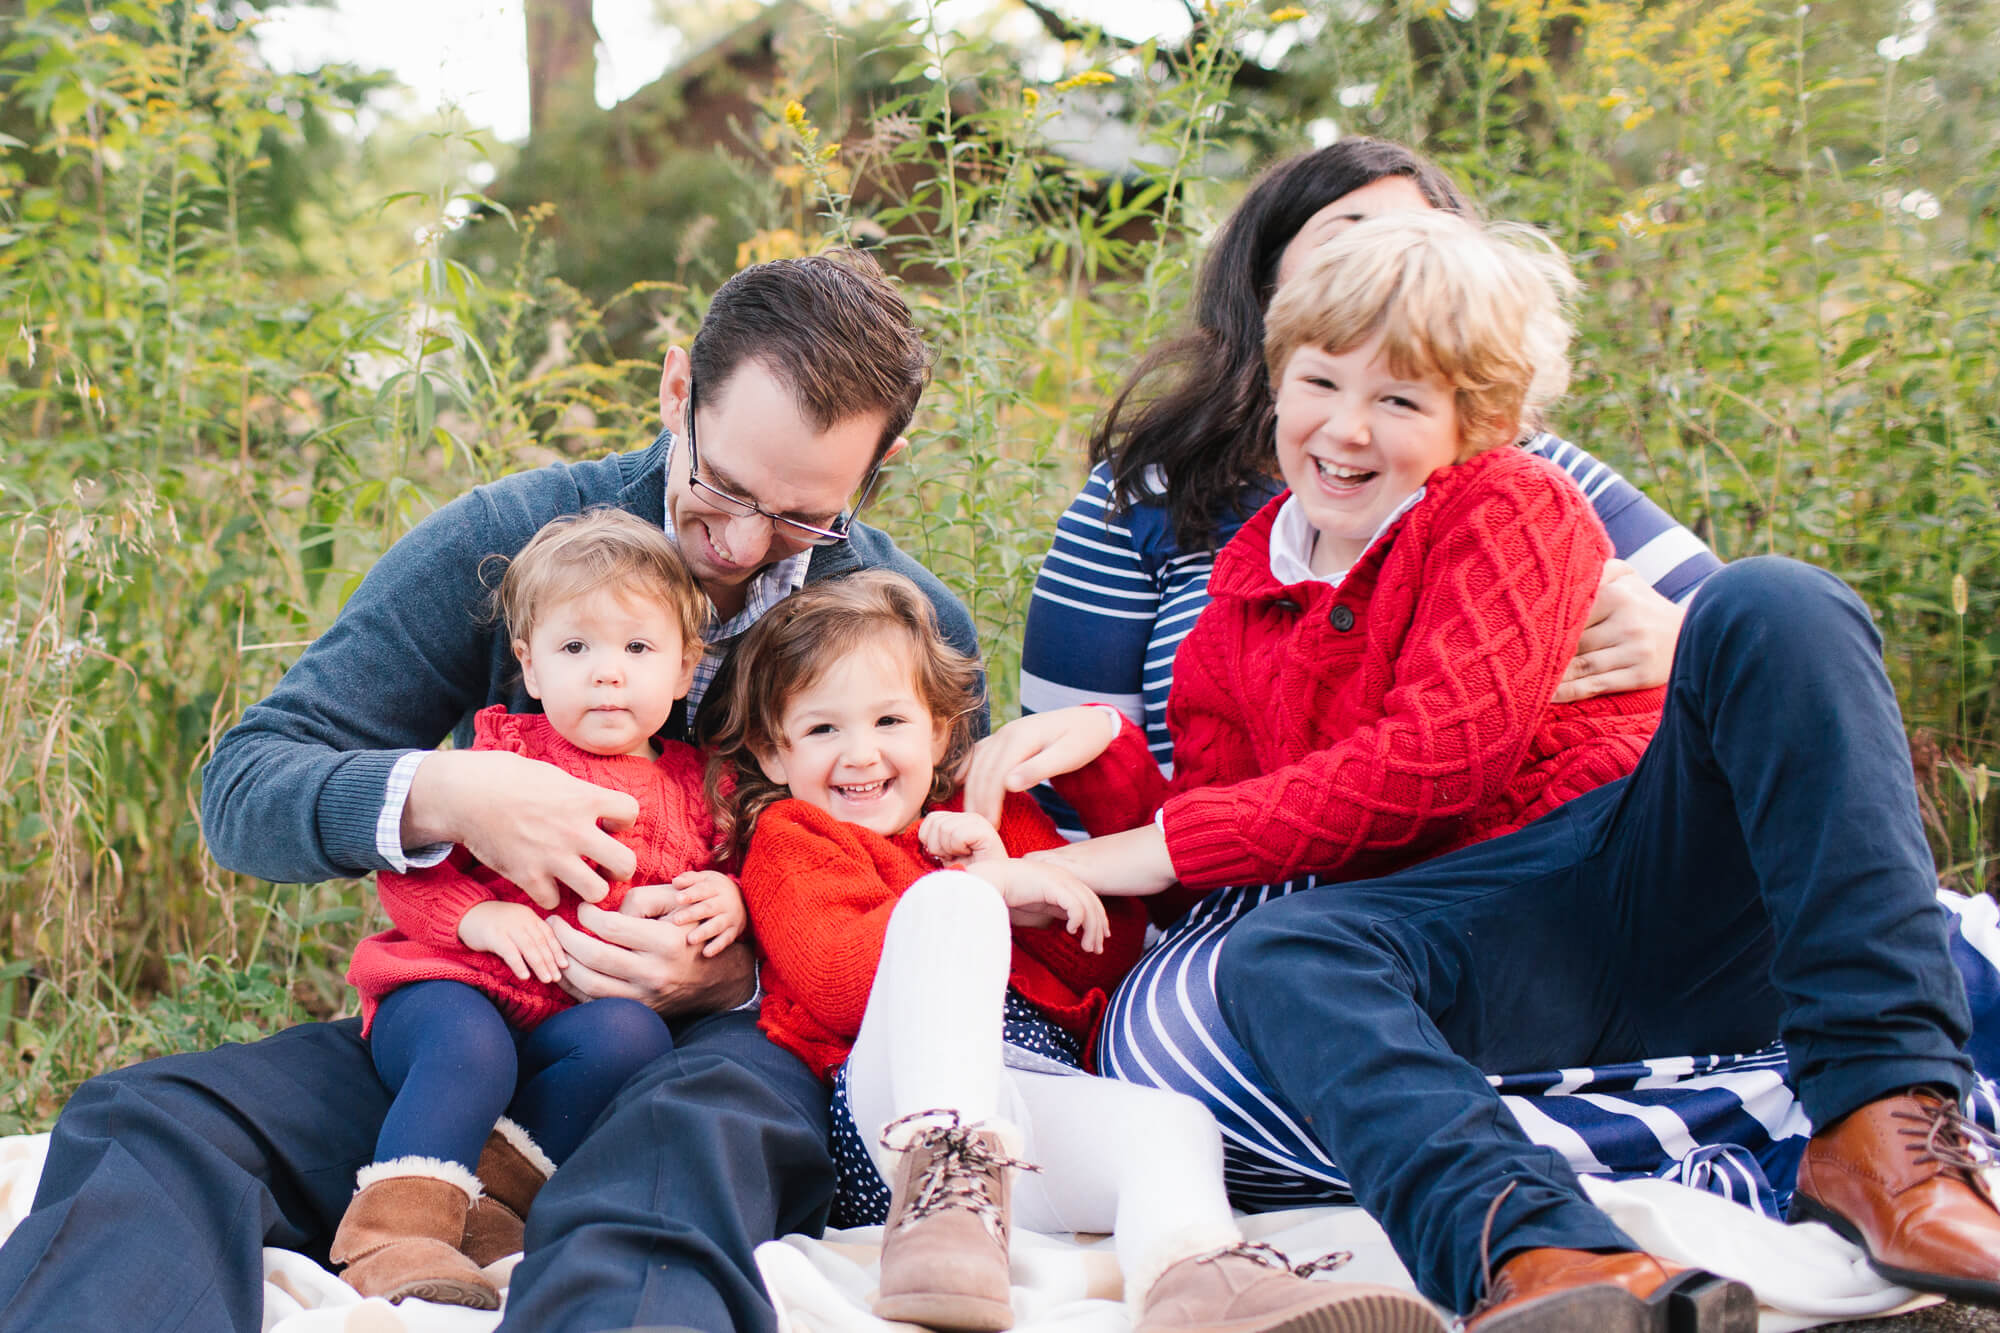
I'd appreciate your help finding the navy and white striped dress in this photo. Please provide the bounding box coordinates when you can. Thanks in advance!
[1015,437,1850,1214]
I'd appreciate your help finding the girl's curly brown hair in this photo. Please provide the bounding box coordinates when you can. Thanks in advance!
[700,570,983,860]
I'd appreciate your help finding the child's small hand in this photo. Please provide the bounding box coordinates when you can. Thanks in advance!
[967,859,1109,954]
[667,869,749,957]
[919,810,1007,867]
[458,901,567,983]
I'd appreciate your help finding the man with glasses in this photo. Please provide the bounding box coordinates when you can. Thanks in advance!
[0,252,975,1333]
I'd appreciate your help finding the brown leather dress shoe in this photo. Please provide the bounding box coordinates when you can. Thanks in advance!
[1791,1088,2000,1302]
[1467,1249,1754,1333]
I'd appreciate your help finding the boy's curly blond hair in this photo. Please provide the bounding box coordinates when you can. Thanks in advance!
[1264,210,1579,455]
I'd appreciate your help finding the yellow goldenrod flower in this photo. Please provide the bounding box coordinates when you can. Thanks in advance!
[1052,69,1116,92]
[1269,6,1308,21]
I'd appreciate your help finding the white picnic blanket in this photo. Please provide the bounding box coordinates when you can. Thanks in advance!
[0,1131,1938,1332]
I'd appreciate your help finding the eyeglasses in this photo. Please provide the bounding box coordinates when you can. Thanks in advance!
[681,378,885,547]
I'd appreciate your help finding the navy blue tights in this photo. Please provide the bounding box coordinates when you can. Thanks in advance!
[369,980,676,1170]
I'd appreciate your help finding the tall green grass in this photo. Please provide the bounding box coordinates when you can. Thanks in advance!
[2,0,1994,1122]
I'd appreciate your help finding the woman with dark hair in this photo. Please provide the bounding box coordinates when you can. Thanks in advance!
[991,139,1827,1222]
[1019,139,1713,834]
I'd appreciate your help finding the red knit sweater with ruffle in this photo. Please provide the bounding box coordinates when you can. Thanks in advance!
[1063,446,1664,913]
[347,706,713,1033]
[742,791,1150,1082]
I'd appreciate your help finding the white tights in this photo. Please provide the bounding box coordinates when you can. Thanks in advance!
[845,871,1243,1298]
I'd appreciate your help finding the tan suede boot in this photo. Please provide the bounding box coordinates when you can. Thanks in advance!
[1136,1244,1449,1333]
[461,1118,557,1268]
[872,1111,1034,1332]
[329,1158,499,1310]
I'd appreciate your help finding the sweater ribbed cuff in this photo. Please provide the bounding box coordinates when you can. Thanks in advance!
[1159,788,1257,893]
[317,749,423,875]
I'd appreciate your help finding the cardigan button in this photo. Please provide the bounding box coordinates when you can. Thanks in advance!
[1328,604,1356,631]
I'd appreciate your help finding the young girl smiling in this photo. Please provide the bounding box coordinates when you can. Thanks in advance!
[707,570,1443,1333]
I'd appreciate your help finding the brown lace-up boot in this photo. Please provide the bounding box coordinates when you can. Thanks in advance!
[872,1111,1034,1331]
[1134,1243,1448,1333]
[1791,1087,2000,1301]
[1466,1249,1753,1333]
[461,1118,556,1268]
[329,1158,499,1310]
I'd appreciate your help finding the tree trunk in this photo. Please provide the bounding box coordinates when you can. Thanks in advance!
[527,0,599,136]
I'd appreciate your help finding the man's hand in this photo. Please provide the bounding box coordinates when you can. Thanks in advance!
[919,810,1007,866]
[457,901,567,984]
[666,869,749,957]
[1551,560,1686,704]
[961,706,1124,826]
[403,749,640,908]
[550,881,757,1017]
[963,858,1109,953]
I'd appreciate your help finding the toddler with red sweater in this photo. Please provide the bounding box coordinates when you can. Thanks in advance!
[334,509,744,1310]
[706,570,1442,1333]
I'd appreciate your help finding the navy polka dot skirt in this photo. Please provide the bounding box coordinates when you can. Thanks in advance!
[827,990,1083,1228]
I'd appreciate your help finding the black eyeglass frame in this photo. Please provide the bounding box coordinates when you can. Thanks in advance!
[681,377,887,547]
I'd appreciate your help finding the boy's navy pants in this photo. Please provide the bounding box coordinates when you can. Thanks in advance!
[1217,557,1974,1313]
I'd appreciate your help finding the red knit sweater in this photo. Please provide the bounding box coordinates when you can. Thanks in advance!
[741,791,1150,1082]
[347,706,714,1033]
[1064,446,1664,906]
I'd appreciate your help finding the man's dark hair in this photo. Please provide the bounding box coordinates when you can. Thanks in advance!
[690,249,933,457]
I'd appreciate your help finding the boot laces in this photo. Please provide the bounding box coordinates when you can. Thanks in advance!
[1894,1090,2000,1204]
[882,1109,1040,1242]
[1464,1180,1521,1322]
[1183,1241,1353,1279]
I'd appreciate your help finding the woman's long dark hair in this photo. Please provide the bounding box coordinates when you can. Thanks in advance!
[1091,138,1473,553]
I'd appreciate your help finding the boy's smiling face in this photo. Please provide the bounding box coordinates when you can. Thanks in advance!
[1273,332,1465,577]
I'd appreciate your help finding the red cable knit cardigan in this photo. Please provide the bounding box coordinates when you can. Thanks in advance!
[742,791,1150,1082]
[347,706,714,1034]
[1064,446,1665,910]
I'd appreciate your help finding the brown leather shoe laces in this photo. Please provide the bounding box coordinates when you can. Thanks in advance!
[881,1109,1041,1243]
[1464,1180,1522,1319]
[1895,1090,2000,1206]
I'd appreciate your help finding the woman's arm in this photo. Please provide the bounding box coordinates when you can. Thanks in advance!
[1018,465,1162,833]
[1529,434,1720,702]
[1158,465,1609,893]
[1527,434,1718,601]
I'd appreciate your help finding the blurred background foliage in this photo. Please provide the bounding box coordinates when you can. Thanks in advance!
[1,0,1994,1125]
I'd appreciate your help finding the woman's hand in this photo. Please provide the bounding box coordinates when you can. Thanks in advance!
[458,901,567,983]
[964,859,1109,953]
[919,810,1007,866]
[961,706,1125,825]
[1550,559,1686,703]
[667,869,750,957]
